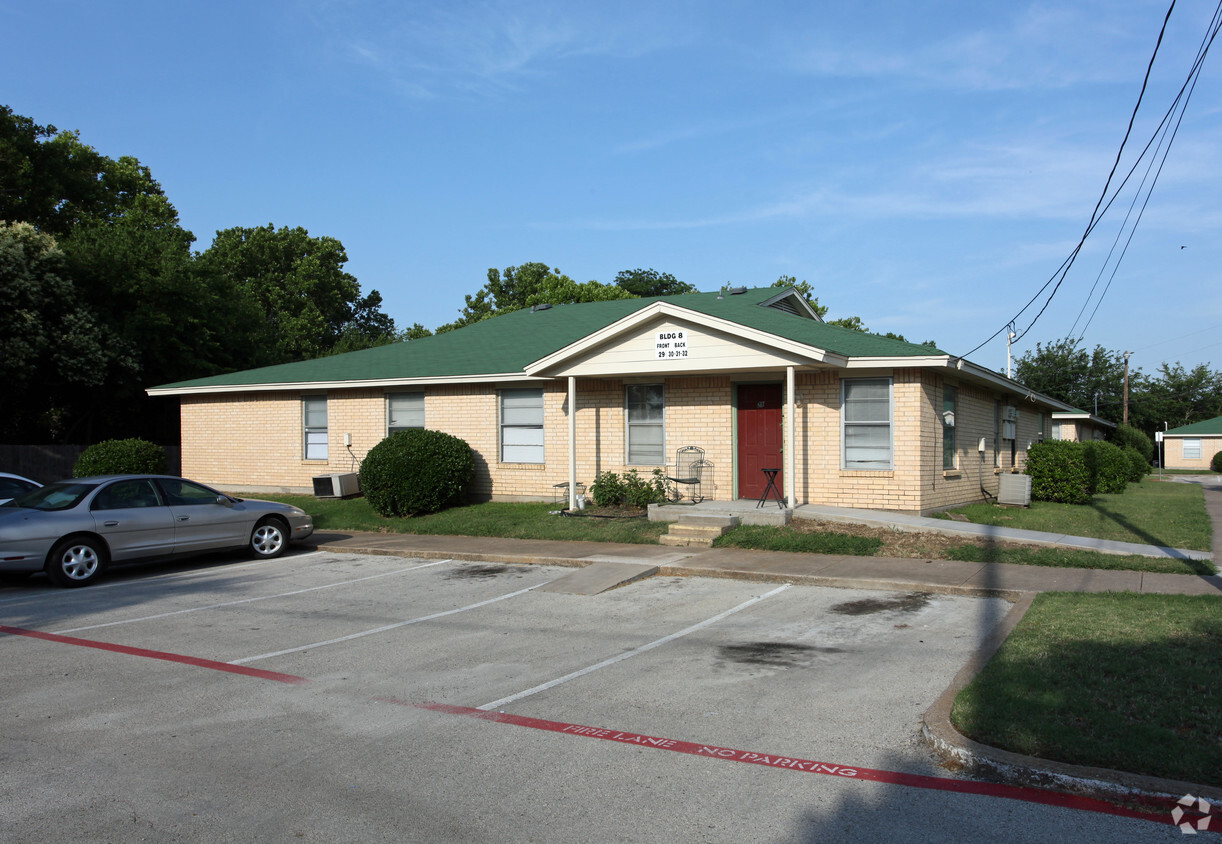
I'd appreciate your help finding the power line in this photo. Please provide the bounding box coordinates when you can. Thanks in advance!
[960,0,1192,360]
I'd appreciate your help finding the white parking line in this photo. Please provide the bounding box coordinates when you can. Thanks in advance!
[230,580,556,665]
[52,560,453,635]
[477,584,791,711]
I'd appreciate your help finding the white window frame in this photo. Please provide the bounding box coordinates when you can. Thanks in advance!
[303,396,328,461]
[500,388,545,464]
[626,384,665,465]
[1183,438,1202,460]
[387,392,425,435]
[1051,420,1063,441]
[942,385,957,470]
[842,377,893,470]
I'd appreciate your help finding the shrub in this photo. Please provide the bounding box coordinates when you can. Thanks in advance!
[1111,424,1153,464]
[1025,440,1090,504]
[73,438,167,477]
[359,429,474,517]
[1122,445,1151,483]
[589,471,624,507]
[1213,451,1222,473]
[1083,440,1129,494]
[589,469,668,508]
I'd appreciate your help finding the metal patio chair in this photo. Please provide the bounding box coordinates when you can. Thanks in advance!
[666,446,706,503]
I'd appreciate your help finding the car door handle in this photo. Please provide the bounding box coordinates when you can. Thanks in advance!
[178,515,190,522]
[104,520,120,527]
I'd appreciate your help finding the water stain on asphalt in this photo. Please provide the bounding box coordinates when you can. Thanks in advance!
[829,592,932,616]
[717,642,842,669]
[444,564,515,580]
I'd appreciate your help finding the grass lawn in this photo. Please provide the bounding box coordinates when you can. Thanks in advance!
[253,495,669,544]
[952,592,1222,787]
[940,477,1212,551]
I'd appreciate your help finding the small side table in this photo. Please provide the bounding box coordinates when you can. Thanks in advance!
[757,468,783,508]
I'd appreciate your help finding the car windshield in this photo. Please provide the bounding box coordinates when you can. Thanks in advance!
[4,482,97,511]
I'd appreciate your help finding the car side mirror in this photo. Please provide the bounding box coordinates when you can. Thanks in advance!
[217,495,234,507]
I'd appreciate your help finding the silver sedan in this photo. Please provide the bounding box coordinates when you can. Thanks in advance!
[0,475,314,587]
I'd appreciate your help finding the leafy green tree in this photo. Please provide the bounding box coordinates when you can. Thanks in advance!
[440,262,630,332]
[1130,362,1222,432]
[0,221,136,440]
[614,268,695,297]
[196,224,393,362]
[1012,339,1129,415]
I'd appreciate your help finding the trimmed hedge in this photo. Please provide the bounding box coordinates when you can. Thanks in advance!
[1025,440,1090,504]
[1111,424,1153,464]
[359,429,475,517]
[1213,451,1222,473]
[1083,440,1129,495]
[73,438,167,477]
[1122,445,1151,483]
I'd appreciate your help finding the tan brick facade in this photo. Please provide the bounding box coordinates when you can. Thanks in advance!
[180,368,1059,512]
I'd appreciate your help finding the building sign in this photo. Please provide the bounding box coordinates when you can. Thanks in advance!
[655,330,690,359]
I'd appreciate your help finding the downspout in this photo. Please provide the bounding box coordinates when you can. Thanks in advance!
[568,376,577,511]
[786,366,796,509]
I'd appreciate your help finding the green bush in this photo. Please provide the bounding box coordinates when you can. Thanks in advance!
[1111,424,1153,464]
[589,471,624,507]
[1212,451,1222,473]
[359,429,475,517]
[1084,440,1129,494]
[1122,445,1151,483]
[589,468,668,508]
[73,438,167,477]
[1025,440,1090,504]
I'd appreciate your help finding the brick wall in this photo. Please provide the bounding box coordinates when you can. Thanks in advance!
[179,372,1060,510]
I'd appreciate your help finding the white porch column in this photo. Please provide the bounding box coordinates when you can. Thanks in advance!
[786,365,796,509]
[568,376,577,511]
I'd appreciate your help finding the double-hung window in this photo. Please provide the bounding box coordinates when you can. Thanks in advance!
[626,384,664,464]
[303,397,328,461]
[387,393,425,434]
[1183,438,1202,460]
[942,385,957,469]
[500,388,544,463]
[842,378,892,469]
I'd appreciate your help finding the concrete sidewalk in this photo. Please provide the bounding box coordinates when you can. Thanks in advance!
[308,528,1222,598]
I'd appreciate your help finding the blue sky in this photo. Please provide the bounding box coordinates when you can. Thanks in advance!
[5,0,1220,379]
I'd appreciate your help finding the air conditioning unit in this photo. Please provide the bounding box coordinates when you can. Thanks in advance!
[313,472,361,498]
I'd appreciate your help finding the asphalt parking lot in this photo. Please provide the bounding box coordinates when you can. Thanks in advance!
[0,549,1187,842]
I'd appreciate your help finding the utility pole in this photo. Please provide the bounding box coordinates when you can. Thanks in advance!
[1122,351,1132,425]
[1006,326,1016,379]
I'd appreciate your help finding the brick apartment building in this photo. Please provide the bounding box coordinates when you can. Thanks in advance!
[148,286,1078,514]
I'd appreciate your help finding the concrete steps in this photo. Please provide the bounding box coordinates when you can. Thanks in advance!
[659,513,739,547]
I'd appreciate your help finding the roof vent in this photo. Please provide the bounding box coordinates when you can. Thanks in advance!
[728,286,747,295]
[531,303,553,313]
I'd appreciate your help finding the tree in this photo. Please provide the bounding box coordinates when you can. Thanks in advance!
[0,222,136,440]
[1012,339,1129,415]
[1130,362,1222,433]
[614,268,696,297]
[196,224,393,362]
[440,262,630,332]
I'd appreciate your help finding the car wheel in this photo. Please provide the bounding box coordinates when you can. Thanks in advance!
[45,537,107,587]
[250,518,287,559]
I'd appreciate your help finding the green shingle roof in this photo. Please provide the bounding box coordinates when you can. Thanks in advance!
[151,287,946,391]
[1166,415,1222,436]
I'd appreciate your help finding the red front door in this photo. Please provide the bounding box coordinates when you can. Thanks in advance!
[737,384,783,499]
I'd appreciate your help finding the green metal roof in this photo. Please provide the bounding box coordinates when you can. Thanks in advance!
[1166,415,1222,436]
[151,287,946,391]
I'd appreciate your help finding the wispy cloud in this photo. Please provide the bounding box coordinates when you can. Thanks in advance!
[301,0,686,99]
